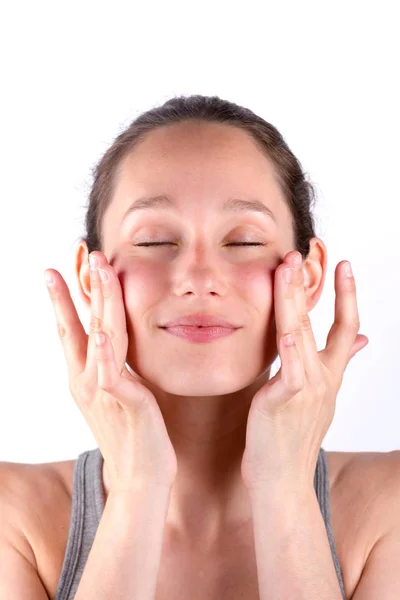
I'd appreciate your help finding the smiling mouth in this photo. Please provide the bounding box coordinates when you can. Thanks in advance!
[162,325,236,330]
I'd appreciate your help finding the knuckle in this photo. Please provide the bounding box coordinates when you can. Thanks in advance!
[291,325,302,338]
[103,326,117,342]
[299,312,312,331]
[56,321,67,339]
[90,315,103,332]
[348,318,360,330]
[98,382,114,395]
[290,379,304,393]
[90,277,102,290]
[102,285,113,300]
[98,323,117,342]
[283,374,304,394]
[89,316,116,342]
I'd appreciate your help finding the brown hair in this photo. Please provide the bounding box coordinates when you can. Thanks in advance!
[81,94,317,257]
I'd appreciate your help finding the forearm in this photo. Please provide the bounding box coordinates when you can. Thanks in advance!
[74,485,172,600]
[249,484,343,600]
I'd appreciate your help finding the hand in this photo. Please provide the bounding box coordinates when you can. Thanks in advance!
[240,250,369,493]
[45,250,177,492]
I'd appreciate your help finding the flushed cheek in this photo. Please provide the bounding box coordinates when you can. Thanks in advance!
[119,261,274,313]
[118,264,164,320]
[239,266,276,335]
[235,264,274,297]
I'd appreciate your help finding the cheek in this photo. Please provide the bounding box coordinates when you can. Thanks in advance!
[120,262,275,307]
[236,265,276,330]
[120,263,164,308]
[235,263,274,295]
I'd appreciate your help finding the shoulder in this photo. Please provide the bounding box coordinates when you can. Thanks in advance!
[0,458,75,570]
[326,448,400,512]
[325,449,400,596]
[326,448,400,538]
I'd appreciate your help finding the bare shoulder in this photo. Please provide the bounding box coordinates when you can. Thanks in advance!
[2,451,400,599]
[326,448,400,521]
[325,449,400,598]
[0,457,76,598]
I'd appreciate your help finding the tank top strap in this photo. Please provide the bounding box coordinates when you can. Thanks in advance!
[54,447,105,600]
[316,447,346,599]
[55,446,346,599]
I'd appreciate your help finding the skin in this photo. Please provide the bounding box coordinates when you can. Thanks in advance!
[75,120,327,553]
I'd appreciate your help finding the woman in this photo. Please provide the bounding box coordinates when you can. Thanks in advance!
[1,95,399,599]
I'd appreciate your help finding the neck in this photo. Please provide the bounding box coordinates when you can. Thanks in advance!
[102,368,271,548]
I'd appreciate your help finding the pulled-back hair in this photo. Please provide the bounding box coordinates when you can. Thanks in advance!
[81,95,317,257]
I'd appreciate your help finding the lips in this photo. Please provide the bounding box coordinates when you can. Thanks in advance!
[161,313,240,329]
[162,325,238,343]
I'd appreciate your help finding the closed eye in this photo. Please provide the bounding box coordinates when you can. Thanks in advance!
[226,243,266,246]
[135,242,266,247]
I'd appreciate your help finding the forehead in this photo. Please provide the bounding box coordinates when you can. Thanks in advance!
[117,121,280,187]
[103,121,293,241]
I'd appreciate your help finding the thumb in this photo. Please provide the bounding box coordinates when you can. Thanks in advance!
[349,334,369,361]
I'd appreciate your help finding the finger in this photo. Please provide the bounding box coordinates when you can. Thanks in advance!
[255,333,304,415]
[44,269,87,380]
[94,330,122,392]
[274,255,305,371]
[95,255,129,372]
[94,331,150,412]
[322,261,360,375]
[348,334,369,361]
[291,252,321,381]
[280,333,305,397]
[85,251,106,380]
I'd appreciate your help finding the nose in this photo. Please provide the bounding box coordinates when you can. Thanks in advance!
[171,244,228,297]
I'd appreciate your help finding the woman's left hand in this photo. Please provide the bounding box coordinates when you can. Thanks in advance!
[241,250,369,493]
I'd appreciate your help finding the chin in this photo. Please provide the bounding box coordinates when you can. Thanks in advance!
[128,363,262,397]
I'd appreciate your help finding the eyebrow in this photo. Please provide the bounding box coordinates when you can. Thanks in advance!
[121,195,277,224]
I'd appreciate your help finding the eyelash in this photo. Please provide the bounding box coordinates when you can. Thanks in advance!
[135,242,266,247]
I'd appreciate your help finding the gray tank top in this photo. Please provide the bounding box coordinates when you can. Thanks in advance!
[54,446,346,600]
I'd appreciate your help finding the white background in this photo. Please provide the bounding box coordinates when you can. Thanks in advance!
[0,1,398,463]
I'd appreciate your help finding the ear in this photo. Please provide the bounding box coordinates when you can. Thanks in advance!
[75,240,92,309]
[302,237,328,312]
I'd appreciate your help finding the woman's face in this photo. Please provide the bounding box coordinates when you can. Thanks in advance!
[97,121,298,396]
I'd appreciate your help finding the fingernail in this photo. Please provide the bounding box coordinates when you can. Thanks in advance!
[89,255,98,270]
[283,268,293,283]
[44,271,54,286]
[293,253,302,268]
[98,269,108,283]
[345,262,353,277]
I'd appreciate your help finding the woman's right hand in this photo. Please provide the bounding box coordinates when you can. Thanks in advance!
[44,250,178,493]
